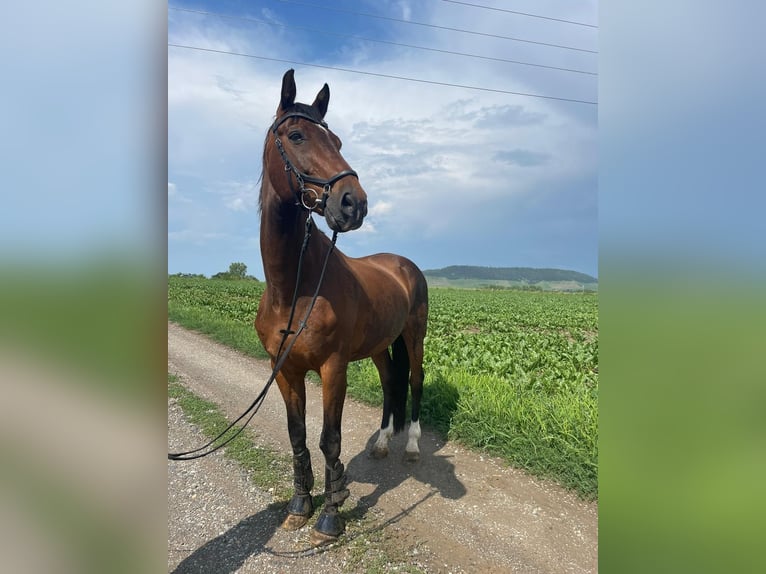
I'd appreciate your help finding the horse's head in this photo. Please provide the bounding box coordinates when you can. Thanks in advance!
[266,69,368,233]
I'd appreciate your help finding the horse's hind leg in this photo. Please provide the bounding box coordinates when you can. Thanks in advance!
[403,303,427,462]
[274,367,315,530]
[370,349,396,459]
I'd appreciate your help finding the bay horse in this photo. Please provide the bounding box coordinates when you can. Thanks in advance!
[254,69,428,546]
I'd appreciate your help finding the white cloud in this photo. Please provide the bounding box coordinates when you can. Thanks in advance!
[397,1,412,21]
[214,180,260,213]
[168,1,597,274]
[370,201,393,217]
[168,229,230,245]
[167,181,193,204]
[226,197,248,212]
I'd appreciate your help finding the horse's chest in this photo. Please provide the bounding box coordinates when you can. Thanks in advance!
[255,297,339,361]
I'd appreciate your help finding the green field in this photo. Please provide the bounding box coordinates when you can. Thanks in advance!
[424,276,598,291]
[168,276,598,498]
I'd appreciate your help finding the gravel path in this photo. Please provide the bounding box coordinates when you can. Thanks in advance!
[168,322,597,573]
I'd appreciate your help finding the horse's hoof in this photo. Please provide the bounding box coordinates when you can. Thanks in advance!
[311,510,345,545]
[282,493,313,530]
[282,513,309,531]
[309,528,338,547]
[404,450,420,463]
[286,493,313,516]
[370,446,389,459]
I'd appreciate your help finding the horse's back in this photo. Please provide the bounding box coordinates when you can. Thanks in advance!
[354,252,427,309]
[341,252,427,360]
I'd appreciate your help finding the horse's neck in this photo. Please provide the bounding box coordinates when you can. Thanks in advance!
[259,180,318,307]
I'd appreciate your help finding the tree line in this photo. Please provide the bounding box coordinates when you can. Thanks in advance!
[170,262,260,281]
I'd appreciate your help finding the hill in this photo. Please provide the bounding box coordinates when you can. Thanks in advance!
[422,265,598,291]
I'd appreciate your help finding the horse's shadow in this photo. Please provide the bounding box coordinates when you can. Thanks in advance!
[172,431,465,571]
[344,428,467,520]
[170,502,284,574]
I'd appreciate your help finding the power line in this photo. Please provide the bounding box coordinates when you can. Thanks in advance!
[168,43,597,106]
[439,0,598,29]
[169,6,596,76]
[275,0,597,54]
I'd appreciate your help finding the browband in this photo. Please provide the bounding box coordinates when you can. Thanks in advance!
[271,111,328,133]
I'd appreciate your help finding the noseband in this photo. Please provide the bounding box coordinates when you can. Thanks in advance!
[271,112,358,211]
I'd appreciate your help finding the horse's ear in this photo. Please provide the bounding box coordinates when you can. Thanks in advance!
[279,69,296,113]
[312,83,330,119]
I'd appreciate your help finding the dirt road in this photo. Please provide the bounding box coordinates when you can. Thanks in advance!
[168,322,597,573]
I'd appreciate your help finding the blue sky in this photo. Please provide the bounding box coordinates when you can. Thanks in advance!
[168,0,598,279]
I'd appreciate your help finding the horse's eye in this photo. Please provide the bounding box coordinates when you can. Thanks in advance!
[288,131,304,143]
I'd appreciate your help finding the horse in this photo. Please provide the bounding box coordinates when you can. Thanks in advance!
[254,69,428,546]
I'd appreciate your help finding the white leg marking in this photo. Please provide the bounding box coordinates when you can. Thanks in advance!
[373,414,394,452]
[405,420,421,455]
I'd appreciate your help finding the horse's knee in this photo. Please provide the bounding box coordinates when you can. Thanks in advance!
[319,428,342,462]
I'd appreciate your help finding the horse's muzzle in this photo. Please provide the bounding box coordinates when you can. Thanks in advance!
[324,185,368,232]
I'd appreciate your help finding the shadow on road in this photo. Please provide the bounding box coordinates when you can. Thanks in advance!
[171,502,284,574]
[173,430,466,571]
[345,429,467,517]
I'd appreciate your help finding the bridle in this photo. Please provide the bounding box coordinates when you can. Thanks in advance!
[271,111,358,211]
[169,114,351,462]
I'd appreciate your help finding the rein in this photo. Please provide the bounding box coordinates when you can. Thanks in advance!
[168,111,351,461]
[168,217,337,460]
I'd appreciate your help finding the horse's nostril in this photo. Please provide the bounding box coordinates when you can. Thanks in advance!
[341,192,357,216]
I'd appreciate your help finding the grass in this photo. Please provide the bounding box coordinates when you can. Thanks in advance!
[168,373,427,572]
[168,276,598,499]
[335,365,596,496]
[288,362,596,498]
[168,306,270,360]
[168,373,292,499]
[445,369,597,494]
[425,276,598,292]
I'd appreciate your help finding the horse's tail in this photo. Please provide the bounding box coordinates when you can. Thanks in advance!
[390,334,410,433]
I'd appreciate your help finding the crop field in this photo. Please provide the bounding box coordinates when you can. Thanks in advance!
[168,276,598,498]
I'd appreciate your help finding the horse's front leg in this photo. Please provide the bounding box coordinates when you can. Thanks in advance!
[310,359,350,546]
[275,367,315,530]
